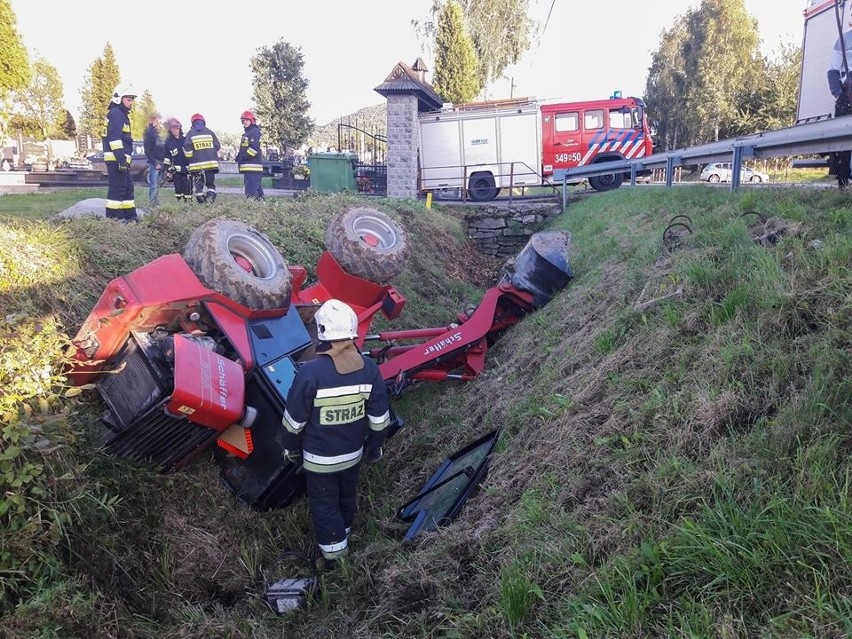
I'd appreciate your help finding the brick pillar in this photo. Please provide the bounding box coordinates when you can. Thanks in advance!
[385,94,419,199]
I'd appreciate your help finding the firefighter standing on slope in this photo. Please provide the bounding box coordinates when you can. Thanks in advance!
[236,110,264,199]
[282,299,390,567]
[183,113,221,203]
[163,118,192,204]
[102,84,138,221]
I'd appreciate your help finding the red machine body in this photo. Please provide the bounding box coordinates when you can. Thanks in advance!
[67,230,572,510]
[166,334,246,432]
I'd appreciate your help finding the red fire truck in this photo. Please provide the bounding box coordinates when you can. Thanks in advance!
[418,93,655,200]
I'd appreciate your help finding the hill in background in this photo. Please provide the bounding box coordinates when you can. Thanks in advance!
[308,103,387,153]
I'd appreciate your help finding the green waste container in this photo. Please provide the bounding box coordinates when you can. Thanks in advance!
[308,152,357,193]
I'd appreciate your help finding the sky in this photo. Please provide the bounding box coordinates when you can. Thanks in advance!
[9,0,809,138]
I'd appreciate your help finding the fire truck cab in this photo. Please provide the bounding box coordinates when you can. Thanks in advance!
[540,94,654,192]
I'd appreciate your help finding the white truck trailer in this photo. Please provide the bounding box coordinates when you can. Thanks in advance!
[418,99,542,201]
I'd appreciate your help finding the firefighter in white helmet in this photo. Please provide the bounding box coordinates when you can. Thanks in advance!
[283,299,390,566]
[102,83,138,220]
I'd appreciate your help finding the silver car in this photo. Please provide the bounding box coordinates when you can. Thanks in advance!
[700,162,769,183]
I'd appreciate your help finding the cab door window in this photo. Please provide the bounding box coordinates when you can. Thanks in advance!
[584,109,604,130]
[608,110,632,129]
[549,110,581,170]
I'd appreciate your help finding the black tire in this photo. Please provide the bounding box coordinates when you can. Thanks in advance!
[183,218,292,310]
[708,174,721,183]
[588,171,624,192]
[468,172,499,201]
[750,175,762,183]
[324,207,408,284]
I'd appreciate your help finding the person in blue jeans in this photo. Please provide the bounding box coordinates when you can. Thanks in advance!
[143,112,165,206]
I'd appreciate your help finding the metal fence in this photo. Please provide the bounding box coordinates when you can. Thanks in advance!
[553,115,852,205]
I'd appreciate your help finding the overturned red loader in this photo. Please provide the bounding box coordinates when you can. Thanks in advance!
[68,209,572,510]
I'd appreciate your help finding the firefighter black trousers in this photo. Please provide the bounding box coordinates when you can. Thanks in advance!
[243,172,264,199]
[833,93,852,188]
[192,170,217,203]
[305,464,360,560]
[173,172,192,202]
[105,163,137,220]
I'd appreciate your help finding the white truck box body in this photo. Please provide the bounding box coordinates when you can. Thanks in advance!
[419,103,541,192]
[798,0,843,123]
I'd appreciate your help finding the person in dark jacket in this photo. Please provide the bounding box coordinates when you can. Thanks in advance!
[143,111,165,206]
[102,84,137,221]
[163,117,192,204]
[283,299,390,565]
[828,5,852,188]
[236,110,264,199]
[183,113,221,203]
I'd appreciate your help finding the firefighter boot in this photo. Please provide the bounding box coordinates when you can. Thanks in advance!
[207,190,217,203]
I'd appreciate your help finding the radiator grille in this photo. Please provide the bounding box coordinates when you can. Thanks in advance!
[97,335,170,432]
[105,402,219,472]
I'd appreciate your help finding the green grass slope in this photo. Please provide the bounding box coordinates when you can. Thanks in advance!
[0,186,849,639]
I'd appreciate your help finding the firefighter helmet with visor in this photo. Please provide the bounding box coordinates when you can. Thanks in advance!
[111,83,137,105]
[315,299,359,341]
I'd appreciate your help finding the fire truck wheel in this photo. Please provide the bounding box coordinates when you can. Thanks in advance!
[325,207,408,284]
[468,172,500,201]
[183,218,292,311]
[588,171,624,192]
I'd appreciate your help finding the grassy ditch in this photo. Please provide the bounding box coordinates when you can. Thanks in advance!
[0,185,849,638]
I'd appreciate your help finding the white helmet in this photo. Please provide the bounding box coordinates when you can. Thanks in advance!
[111,83,138,105]
[315,299,358,341]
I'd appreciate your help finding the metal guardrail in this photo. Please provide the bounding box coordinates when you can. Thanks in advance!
[553,115,852,206]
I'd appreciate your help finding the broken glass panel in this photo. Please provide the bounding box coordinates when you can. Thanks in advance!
[396,429,499,541]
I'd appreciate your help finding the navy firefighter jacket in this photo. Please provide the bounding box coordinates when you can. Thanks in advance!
[102,102,133,167]
[283,354,390,474]
[237,123,264,173]
[164,133,189,172]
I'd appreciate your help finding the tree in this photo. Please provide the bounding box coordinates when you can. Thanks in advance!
[12,56,65,140]
[0,0,31,143]
[57,109,76,139]
[742,42,801,134]
[250,40,314,150]
[79,43,120,140]
[644,16,691,151]
[432,1,480,103]
[684,0,762,143]
[415,0,533,88]
[130,89,159,140]
[644,0,765,150]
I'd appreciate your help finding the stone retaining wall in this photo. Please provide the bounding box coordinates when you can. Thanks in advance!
[465,203,563,257]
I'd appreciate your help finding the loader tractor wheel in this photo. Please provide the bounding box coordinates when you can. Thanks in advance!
[324,207,408,284]
[183,218,292,311]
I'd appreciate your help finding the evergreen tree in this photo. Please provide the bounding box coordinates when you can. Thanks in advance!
[432,1,480,103]
[79,43,121,140]
[250,40,314,151]
[130,90,159,140]
[0,0,31,143]
[415,0,532,88]
[58,109,76,140]
[12,56,65,141]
